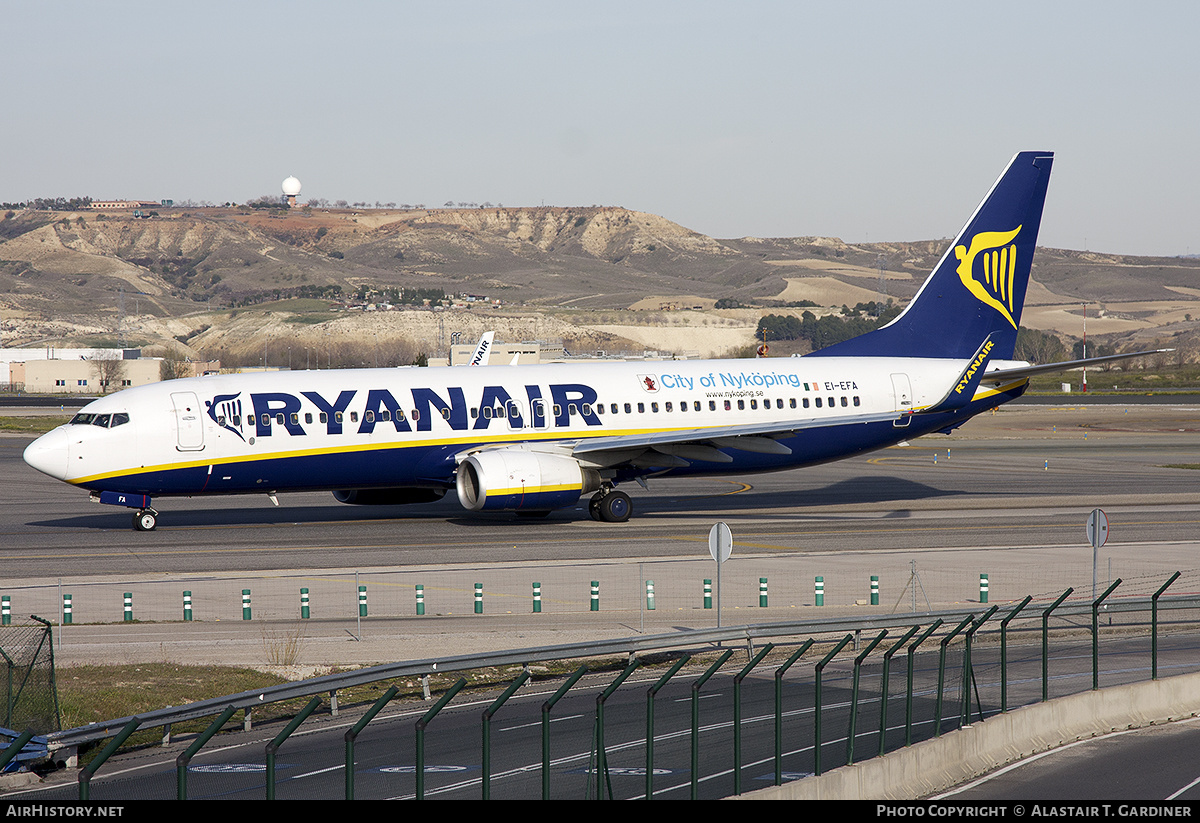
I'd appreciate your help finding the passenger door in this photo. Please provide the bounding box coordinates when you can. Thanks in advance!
[171,391,205,451]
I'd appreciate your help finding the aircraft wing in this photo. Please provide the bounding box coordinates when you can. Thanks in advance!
[983,349,1172,383]
[570,410,903,467]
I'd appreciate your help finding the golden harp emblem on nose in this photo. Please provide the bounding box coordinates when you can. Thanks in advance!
[954,226,1022,328]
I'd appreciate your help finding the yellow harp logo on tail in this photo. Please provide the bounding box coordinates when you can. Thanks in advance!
[954,226,1022,328]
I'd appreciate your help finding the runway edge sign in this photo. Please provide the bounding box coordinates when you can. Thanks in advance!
[1087,508,1109,550]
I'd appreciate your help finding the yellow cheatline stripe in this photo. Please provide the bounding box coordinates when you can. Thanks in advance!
[487,483,582,496]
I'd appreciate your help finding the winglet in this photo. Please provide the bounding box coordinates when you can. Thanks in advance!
[917,335,997,415]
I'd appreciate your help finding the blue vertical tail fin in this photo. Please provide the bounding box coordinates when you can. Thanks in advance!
[809,151,1054,360]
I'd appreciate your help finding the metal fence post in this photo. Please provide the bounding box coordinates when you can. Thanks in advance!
[878,626,919,758]
[646,656,690,800]
[962,605,998,726]
[734,644,774,795]
[691,649,734,799]
[1153,572,1181,680]
[177,707,238,800]
[935,615,975,737]
[594,660,640,799]
[80,717,141,801]
[345,686,398,800]
[542,665,588,800]
[1042,588,1073,702]
[814,634,854,775]
[774,640,814,785]
[1092,579,1122,691]
[847,631,887,765]
[906,620,943,746]
[1000,597,1032,712]
[415,678,467,800]
[482,671,530,799]
[266,696,322,800]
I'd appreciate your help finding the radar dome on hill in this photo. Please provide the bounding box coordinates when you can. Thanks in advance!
[282,176,302,207]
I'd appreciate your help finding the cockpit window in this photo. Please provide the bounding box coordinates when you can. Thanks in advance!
[69,412,130,428]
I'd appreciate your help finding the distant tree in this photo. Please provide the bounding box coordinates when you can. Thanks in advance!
[1014,327,1068,363]
[159,352,189,381]
[91,353,126,393]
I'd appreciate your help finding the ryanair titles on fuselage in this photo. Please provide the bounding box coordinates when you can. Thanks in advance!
[206,382,602,441]
[200,366,863,443]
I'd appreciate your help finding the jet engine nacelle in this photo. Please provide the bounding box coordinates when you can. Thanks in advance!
[456,450,600,512]
[333,488,447,506]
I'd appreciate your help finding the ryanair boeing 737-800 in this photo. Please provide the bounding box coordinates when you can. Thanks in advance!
[22,152,1158,530]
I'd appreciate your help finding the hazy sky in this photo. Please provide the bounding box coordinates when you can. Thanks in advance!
[4,1,1197,256]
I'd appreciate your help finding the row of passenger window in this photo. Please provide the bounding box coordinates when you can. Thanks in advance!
[594,396,862,414]
[215,394,863,430]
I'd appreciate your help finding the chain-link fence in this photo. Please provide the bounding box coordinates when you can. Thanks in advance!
[0,618,60,734]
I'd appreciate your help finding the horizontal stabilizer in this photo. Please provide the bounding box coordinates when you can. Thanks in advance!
[984,349,1174,384]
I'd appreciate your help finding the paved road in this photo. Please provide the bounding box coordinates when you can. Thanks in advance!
[937,717,1200,801]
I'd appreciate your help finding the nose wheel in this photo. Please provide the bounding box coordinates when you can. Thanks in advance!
[589,489,632,523]
[133,509,158,531]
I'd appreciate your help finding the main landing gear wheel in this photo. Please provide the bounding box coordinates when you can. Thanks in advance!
[133,509,158,531]
[592,490,632,523]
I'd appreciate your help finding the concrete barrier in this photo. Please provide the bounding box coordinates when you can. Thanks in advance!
[736,671,1200,800]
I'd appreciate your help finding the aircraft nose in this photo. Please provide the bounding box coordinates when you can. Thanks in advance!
[23,427,69,481]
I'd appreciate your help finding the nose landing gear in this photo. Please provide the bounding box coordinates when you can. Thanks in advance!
[133,509,158,531]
